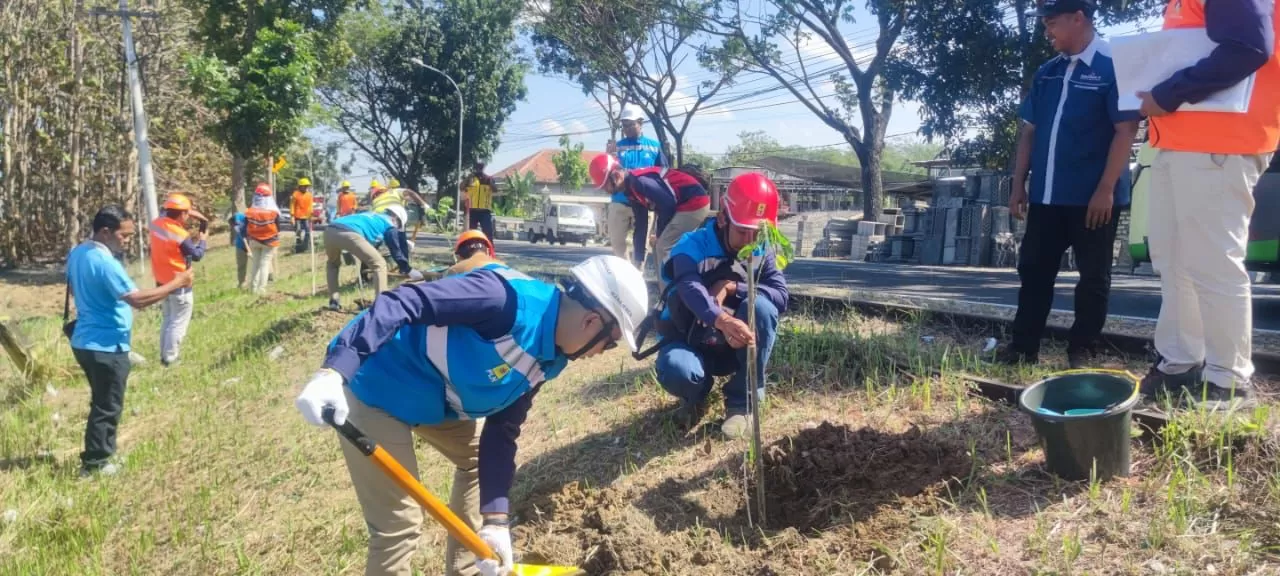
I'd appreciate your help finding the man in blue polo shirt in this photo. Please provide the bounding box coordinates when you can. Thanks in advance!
[997,0,1141,369]
[607,105,666,266]
[67,205,194,477]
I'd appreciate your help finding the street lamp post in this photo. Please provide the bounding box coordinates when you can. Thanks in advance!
[408,58,464,231]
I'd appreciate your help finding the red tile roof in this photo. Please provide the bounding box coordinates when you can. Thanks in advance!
[492,148,604,185]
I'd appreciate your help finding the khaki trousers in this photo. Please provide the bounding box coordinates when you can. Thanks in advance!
[607,203,636,263]
[340,387,483,576]
[1149,150,1272,388]
[248,241,277,295]
[326,226,387,302]
[235,247,249,288]
[655,207,711,292]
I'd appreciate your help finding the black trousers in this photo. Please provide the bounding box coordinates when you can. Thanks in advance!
[1010,203,1120,357]
[469,209,496,244]
[72,348,131,468]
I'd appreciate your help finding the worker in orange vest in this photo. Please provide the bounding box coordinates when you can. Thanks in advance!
[149,193,208,367]
[291,177,315,254]
[1136,0,1279,409]
[242,183,284,295]
[337,181,358,217]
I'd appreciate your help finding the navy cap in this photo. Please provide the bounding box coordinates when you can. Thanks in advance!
[1035,0,1097,17]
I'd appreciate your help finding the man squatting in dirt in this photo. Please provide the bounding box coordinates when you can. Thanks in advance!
[293,255,649,576]
[653,172,789,440]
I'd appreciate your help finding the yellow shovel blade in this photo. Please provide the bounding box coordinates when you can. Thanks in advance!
[512,564,585,576]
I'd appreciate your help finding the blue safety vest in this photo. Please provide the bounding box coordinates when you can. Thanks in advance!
[613,136,663,204]
[338,265,568,426]
[332,212,394,247]
[658,219,748,324]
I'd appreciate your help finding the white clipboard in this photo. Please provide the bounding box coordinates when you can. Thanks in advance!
[1111,28,1255,113]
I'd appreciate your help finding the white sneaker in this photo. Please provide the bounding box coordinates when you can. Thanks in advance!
[79,462,119,479]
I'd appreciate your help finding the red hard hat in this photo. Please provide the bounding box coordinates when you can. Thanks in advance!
[722,172,780,228]
[589,154,620,189]
[254,183,272,197]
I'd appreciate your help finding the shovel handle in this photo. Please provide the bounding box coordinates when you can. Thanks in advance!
[322,406,497,561]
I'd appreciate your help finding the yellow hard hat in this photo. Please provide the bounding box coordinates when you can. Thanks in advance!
[340,180,352,189]
[370,179,384,190]
[298,177,312,187]
[389,178,400,188]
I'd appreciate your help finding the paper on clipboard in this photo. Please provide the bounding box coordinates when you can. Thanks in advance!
[1111,28,1255,113]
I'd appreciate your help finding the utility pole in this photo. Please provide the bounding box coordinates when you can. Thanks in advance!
[86,0,160,223]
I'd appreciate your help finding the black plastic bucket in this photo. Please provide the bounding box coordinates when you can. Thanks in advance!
[1019,370,1140,481]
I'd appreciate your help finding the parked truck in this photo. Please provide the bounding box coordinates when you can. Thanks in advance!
[527,201,597,246]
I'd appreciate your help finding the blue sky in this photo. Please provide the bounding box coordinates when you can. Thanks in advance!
[320,13,1160,193]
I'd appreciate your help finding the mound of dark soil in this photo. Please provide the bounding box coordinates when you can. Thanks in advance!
[758,421,972,533]
[514,421,972,575]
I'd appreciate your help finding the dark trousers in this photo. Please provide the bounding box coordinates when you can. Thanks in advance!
[72,348,131,468]
[1011,203,1120,357]
[469,209,495,245]
[294,219,312,251]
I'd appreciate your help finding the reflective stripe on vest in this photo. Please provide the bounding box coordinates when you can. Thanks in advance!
[372,189,404,214]
[245,208,280,246]
[149,217,189,284]
[1148,0,1280,154]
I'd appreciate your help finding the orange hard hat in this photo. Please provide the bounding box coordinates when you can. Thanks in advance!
[454,229,495,257]
[163,193,192,211]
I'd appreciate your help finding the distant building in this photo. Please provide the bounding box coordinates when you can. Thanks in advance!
[491,148,607,196]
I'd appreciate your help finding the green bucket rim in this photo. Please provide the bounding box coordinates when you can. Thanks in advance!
[1018,370,1140,421]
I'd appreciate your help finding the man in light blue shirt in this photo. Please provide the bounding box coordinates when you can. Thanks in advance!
[607,105,666,266]
[67,205,193,477]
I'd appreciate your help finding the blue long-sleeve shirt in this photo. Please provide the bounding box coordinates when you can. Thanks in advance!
[382,228,412,275]
[322,270,538,515]
[670,251,789,327]
[180,237,206,264]
[1152,0,1275,111]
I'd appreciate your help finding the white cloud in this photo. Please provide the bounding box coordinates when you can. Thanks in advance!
[565,119,590,134]
[539,119,566,135]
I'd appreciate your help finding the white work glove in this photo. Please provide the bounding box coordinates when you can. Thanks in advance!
[475,523,513,576]
[408,269,424,281]
[294,369,348,426]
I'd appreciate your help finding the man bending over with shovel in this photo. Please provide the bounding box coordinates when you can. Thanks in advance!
[294,255,648,576]
[653,173,789,439]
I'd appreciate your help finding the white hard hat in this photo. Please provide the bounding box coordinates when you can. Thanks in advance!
[384,205,408,229]
[570,255,649,353]
[619,105,646,123]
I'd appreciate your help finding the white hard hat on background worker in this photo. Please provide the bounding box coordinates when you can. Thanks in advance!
[619,105,646,123]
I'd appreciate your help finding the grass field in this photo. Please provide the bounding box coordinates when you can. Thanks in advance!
[2,237,1279,575]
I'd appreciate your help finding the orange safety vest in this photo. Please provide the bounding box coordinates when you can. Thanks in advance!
[1148,0,1280,154]
[149,216,190,285]
[291,190,314,219]
[338,192,358,216]
[245,207,281,247]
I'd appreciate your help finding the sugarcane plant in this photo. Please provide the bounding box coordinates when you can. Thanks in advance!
[737,220,793,527]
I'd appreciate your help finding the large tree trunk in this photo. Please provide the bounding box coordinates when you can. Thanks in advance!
[230,155,247,211]
[855,144,884,222]
[67,15,84,250]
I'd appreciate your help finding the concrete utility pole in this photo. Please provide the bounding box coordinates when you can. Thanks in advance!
[87,0,160,223]
[408,58,465,231]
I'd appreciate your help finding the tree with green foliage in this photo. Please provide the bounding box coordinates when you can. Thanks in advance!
[185,0,356,210]
[552,135,591,193]
[531,0,741,164]
[889,0,1161,168]
[320,0,527,195]
[721,131,940,174]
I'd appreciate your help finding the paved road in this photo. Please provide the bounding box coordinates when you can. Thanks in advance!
[417,234,1280,331]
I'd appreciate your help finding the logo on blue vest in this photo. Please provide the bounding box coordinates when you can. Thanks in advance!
[488,363,512,382]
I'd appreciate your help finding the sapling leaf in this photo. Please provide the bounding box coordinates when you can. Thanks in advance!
[736,221,794,270]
